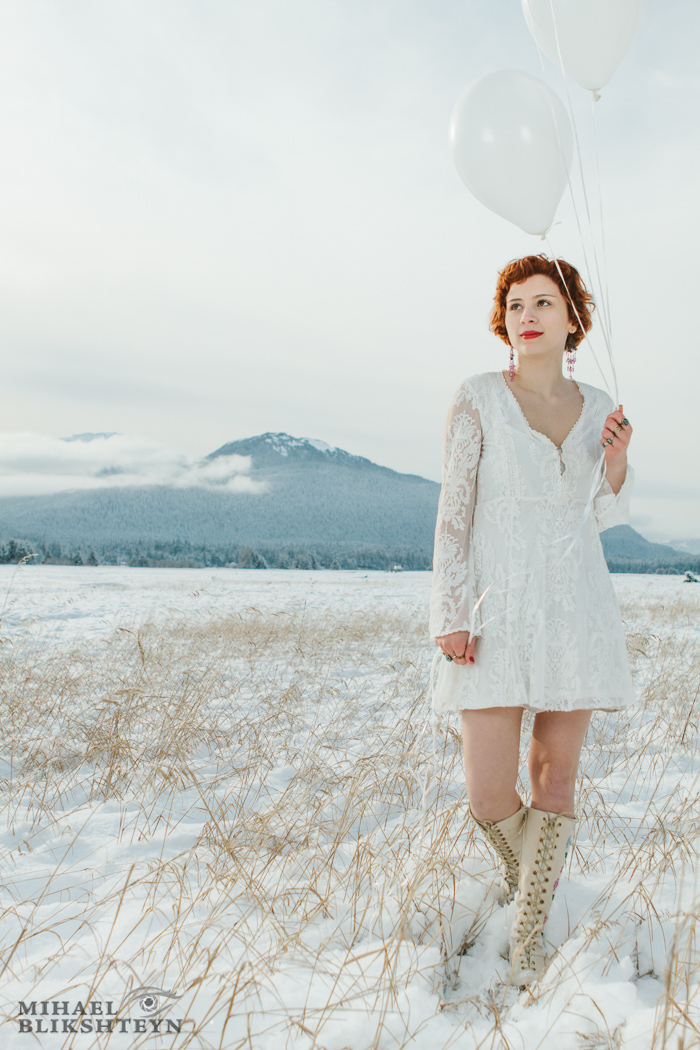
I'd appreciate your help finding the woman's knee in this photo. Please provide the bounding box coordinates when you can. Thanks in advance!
[461,707,523,819]
[528,710,590,802]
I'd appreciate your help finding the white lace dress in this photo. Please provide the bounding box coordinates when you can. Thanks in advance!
[429,370,636,714]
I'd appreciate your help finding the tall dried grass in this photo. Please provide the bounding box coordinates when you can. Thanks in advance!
[0,582,697,1049]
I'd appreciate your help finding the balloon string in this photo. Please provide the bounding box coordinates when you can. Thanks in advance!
[543,0,617,382]
[541,232,615,568]
[591,94,614,348]
[524,0,619,405]
[543,236,614,403]
[545,0,617,367]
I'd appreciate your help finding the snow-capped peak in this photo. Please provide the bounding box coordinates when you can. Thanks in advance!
[262,433,339,458]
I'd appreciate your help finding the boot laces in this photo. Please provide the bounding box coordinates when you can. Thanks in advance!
[482,822,520,887]
[517,816,561,967]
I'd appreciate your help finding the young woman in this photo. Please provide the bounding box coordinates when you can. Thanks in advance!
[429,254,634,986]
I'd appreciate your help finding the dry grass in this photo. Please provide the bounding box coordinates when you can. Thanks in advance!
[0,583,698,1049]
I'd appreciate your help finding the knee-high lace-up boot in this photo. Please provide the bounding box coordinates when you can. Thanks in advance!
[470,802,527,904]
[508,808,577,987]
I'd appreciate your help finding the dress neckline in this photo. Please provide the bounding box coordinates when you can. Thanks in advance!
[498,370,586,450]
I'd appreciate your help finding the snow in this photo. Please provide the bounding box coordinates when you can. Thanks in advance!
[0,565,424,646]
[262,433,345,459]
[0,566,697,1048]
[265,433,334,456]
[304,438,332,453]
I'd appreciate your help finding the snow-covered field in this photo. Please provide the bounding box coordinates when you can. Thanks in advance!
[0,566,698,1049]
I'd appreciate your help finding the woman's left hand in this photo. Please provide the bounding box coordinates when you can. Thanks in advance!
[600,404,632,462]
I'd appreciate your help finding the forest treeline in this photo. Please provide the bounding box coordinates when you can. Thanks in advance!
[0,537,432,571]
[0,536,699,575]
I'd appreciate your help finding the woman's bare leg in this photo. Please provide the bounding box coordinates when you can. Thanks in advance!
[528,709,592,813]
[461,707,525,822]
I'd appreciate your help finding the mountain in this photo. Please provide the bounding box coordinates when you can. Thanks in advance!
[0,432,438,555]
[208,432,391,472]
[61,432,121,442]
[659,537,700,555]
[597,525,689,561]
[0,431,694,571]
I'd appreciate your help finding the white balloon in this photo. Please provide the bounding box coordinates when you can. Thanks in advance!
[522,0,646,93]
[449,70,573,237]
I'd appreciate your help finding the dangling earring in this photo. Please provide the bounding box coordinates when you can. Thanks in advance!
[509,345,515,382]
[565,333,577,380]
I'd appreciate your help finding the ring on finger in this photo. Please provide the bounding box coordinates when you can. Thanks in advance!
[605,437,614,445]
[443,652,453,662]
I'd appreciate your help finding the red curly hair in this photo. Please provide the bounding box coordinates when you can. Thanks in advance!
[489,255,595,349]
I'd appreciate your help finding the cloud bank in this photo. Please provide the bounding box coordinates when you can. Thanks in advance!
[0,432,265,497]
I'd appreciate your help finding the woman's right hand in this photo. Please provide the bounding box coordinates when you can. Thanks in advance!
[434,630,476,665]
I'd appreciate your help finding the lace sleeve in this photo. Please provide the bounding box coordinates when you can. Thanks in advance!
[429,380,482,639]
[594,464,634,532]
[593,391,634,532]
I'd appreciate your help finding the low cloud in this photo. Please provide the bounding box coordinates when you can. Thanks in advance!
[0,432,267,497]
[630,499,700,546]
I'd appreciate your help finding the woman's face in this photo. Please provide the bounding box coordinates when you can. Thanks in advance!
[504,274,576,358]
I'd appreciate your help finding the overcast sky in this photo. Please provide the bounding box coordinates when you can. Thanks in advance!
[0,0,698,542]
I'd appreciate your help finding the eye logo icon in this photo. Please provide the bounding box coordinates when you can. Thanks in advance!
[123,986,182,1019]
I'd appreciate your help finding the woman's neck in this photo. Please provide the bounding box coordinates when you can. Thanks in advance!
[511,355,568,398]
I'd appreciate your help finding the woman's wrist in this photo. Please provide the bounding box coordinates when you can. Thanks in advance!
[605,454,628,495]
